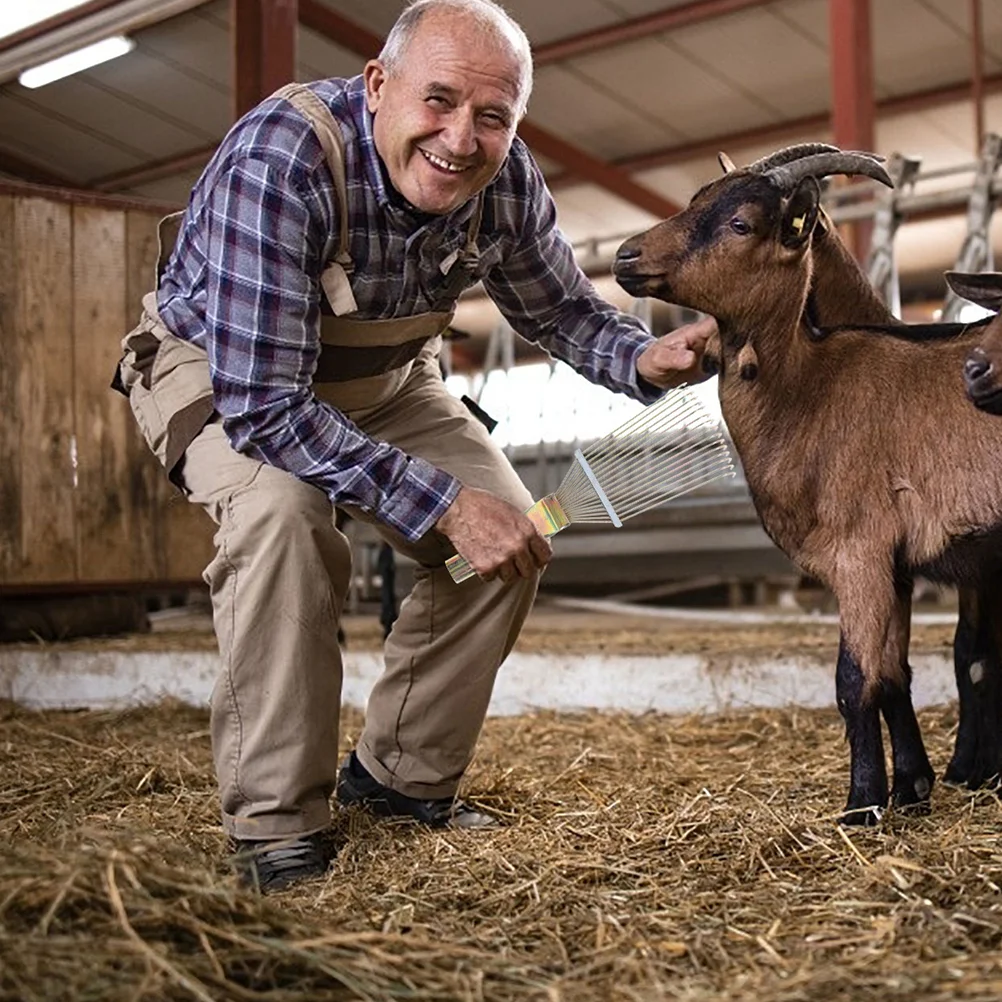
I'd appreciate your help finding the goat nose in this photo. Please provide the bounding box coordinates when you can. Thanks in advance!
[965,349,991,382]
[616,246,641,263]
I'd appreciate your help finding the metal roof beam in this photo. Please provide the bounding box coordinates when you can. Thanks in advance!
[532,0,774,66]
[0,149,77,187]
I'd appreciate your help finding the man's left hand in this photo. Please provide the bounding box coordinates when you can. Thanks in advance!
[636,316,718,389]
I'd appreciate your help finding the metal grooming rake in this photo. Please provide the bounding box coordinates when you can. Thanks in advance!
[446,384,735,583]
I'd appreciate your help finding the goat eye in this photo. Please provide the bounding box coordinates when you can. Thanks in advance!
[729,218,751,235]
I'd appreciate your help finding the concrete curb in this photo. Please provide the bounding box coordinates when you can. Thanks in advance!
[0,647,957,715]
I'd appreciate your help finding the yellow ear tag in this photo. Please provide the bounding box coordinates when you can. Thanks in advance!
[791,214,806,236]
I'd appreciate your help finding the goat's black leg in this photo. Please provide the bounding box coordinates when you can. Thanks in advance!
[879,578,934,811]
[946,583,1002,789]
[945,586,986,784]
[881,662,935,811]
[836,633,888,825]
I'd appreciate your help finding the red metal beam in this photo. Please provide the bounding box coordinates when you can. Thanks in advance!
[297,0,679,217]
[829,0,874,152]
[231,0,298,121]
[298,0,382,56]
[533,0,774,66]
[0,148,78,187]
[829,0,874,260]
[516,121,678,217]
[90,141,218,191]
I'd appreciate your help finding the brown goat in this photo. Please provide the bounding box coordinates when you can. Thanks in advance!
[614,152,1002,824]
[954,272,1002,415]
[717,148,1002,801]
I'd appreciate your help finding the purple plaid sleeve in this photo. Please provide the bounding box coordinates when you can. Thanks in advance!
[484,152,661,405]
[201,152,460,541]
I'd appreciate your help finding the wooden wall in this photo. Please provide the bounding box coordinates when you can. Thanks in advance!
[0,183,215,590]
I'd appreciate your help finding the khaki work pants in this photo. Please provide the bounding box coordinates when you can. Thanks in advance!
[177,343,538,840]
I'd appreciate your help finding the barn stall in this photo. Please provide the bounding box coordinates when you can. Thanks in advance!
[1,0,1002,998]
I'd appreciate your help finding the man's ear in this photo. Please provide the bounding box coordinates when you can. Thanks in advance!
[363,59,387,113]
[780,176,821,250]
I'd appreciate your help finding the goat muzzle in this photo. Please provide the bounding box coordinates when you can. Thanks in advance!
[964,347,1002,415]
[613,243,660,296]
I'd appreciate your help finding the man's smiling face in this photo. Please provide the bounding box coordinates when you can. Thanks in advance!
[364,9,523,215]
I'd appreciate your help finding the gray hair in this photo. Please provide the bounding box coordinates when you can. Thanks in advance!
[379,0,533,118]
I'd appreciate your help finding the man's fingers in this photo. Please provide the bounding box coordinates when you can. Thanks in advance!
[529,534,552,568]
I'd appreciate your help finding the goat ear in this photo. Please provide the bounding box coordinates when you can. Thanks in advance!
[780,177,820,250]
[718,152,737,174]
[945,271,1002,312]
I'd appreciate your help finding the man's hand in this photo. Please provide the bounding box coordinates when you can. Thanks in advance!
[636,316,718,389]
[436,486,552,582]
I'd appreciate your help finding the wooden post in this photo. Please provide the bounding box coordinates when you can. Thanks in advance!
[828,0,875,261]
[231,0,298,122]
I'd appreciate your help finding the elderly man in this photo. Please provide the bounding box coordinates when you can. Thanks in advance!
[117,0,712,891]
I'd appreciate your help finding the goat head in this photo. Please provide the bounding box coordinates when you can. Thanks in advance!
[946,270,1002,415]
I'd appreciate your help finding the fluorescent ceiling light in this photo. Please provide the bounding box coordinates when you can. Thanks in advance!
[0,1,94,42]
[18,35,135,88]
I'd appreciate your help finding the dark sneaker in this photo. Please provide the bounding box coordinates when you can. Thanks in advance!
[231,832,333,892]
[336,751,500,829]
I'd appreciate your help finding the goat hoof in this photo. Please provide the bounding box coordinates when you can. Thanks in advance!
[942,762,970,787]
[839,803,884,827]
[890,773,933,811]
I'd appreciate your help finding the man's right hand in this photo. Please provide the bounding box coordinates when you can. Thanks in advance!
[436,486,552,582]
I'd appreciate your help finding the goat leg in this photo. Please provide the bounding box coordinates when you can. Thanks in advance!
[879,578,934,811]
[836,633,888,825]
[945,586,988,784]
[881,663,935,811]
[946,583,1002,789]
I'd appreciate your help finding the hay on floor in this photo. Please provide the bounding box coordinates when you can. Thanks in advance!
[1,698,1001,1001]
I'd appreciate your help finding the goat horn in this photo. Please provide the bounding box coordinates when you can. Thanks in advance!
[718,151,737,173]
[766,152,894,190]
[746,143,843,171]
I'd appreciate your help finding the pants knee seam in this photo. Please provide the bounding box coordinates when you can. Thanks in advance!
[220,494,249,807]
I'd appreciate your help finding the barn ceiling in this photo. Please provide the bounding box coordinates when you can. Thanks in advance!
[0,0,1000,320]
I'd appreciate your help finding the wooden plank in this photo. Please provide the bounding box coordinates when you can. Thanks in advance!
[14,198,76,584]
[72,205,134,582]
[124,210,168,582]
[0,196,20,583]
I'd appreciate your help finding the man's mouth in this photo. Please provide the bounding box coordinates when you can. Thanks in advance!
[419,149,472,174]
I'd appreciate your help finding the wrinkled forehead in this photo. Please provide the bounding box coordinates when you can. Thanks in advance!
[403,10,524,94]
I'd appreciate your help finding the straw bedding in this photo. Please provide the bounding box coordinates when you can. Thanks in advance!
[2,689,1001,1001]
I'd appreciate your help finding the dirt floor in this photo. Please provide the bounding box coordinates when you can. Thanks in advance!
[2,693,1001,1001]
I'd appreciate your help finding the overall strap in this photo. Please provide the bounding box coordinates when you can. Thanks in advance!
[271,82,357,315]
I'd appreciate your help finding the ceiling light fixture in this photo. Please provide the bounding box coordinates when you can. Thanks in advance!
[18,34,135,88]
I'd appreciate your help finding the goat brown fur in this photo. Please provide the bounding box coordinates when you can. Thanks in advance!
[615,159,1002,823]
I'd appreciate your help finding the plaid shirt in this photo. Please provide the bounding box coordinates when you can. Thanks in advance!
[158,75,657,541]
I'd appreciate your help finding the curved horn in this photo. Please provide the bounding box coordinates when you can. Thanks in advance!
[746,143,842,171]
[767,152,894,190]
[718,151,737,174]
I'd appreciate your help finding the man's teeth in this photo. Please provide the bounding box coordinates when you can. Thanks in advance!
[421,150,468,173]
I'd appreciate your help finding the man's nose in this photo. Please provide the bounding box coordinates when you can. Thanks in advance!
[441,109,477,157]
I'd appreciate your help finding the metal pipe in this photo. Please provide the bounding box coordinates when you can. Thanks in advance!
[971,0,986,155]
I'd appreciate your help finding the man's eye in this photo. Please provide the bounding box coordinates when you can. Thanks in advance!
[730,218,751,235]
[427,95,450,107]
